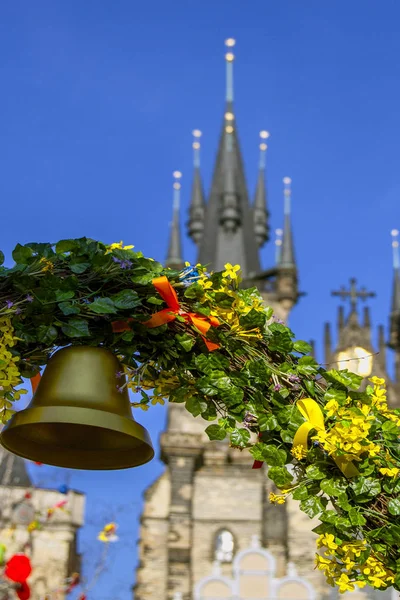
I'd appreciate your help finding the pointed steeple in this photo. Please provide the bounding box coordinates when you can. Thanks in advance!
[253,131,270,246]
[0,448,31,487]
[274,228,283,265]
[279,177,296,268]
[187,130,206,244]
[324,322,332,364]
[166,171,184,270]
[196,39,261,278]
[389,229,400,349]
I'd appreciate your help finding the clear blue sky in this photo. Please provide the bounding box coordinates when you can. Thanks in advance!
[1,1,399,598]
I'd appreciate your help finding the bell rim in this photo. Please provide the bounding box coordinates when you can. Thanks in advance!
[0,405,155,470]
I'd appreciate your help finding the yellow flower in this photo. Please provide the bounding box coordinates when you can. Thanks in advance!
[222,263,241,280]
[379,467,399,477]
[291,445,307,460]
[269,492,286,505]
[39,257,54,272]
[317,533,338,551]
[369,376,385,386]
[335,573,355,593]
[105,241,134,253]
[314,554,331,571]
[325,399,339,418]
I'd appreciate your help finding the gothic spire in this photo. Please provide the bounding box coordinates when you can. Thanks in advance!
[279,177,296,268]
[196,39,261,277]
[274,228,283,265]
[0,448,31,487]
[187,130,206,244]
[166,171,184,270]
[253,131,270,246]
[389,229,400,349]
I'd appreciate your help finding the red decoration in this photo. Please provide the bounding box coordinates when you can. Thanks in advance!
[4,554,32,583]
[16,581,30,600]
[24,492,32,499]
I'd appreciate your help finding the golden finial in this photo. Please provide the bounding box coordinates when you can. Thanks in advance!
[193,142,200,150]
[225,112,234,121]
[225,38,236,47]
[192,129,202,138]
[225,125,234,134]
[259,143,268,151]
[283,176,292,186]
[260,130,270,139]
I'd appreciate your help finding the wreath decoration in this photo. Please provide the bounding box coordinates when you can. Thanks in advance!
[1,238,400,594]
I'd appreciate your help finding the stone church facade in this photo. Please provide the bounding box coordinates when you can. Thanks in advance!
[0,449,84,599]
[134,40,400,600]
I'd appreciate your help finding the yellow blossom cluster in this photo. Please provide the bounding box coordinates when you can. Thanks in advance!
[198,264,266,339]
[129,366,182,409]
[0,318,26,422]
[316,534,394,592]
[291,445,308,460]
[314,399,380,463]
[105,241,134,253]
[369,376,400,425]
[39,256,54,273]
[269,492,286,505]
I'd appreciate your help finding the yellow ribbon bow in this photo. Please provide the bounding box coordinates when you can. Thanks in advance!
[293,398,359,478]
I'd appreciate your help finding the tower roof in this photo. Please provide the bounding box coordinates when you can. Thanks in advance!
[166,172,184,270]
[253,133,270,247]
[279,178,296,269]
[0,448,31,487]
[391,230,400,316]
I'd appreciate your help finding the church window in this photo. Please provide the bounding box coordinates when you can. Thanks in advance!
[214,529,235,563]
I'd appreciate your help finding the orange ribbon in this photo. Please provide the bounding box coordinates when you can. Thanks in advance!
[144,276,220,351]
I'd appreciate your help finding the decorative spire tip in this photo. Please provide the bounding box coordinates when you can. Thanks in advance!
[392,229,399,269]
[260,130,270,139]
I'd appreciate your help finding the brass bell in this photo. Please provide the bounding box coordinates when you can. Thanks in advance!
[0,346,154,470]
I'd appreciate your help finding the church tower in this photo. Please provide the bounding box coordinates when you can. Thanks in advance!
[134,40,304,600]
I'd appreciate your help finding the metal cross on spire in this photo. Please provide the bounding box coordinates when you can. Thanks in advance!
[331,278,376,312]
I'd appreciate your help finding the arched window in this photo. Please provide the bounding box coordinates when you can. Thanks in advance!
[214,530,235,563]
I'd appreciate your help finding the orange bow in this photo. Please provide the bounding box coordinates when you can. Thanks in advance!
[144,276,220,351]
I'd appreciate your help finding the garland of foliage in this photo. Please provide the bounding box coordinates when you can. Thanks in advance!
[1,238,400,594]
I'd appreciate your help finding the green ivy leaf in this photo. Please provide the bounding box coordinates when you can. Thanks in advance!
[176,333,195,352]
[258,414,280,432]
[185,396,208,417]
[388,499,400,516]
[268,466,293,488]
[249,443,287,466]
[58,302,80,316]
[70,262,91,274]
[61,318,90,338]
[89,298,117,314]
[184,283,205,300]
[348,507,367,526]
[55,239,79,254]
[293,340,312,354]
[306,465,327,480]
[300,496,326,518]
[351,476,381,499]
[320,477,348,497]
[55,290,75,302]
[112,289,141,309]
[296,356,319,376]
[37,325,58,344]
[12,244,33,264]
[324,369,362,391]
[230,428,250,448]
[324,388,347,404]
[205,424,227,441]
